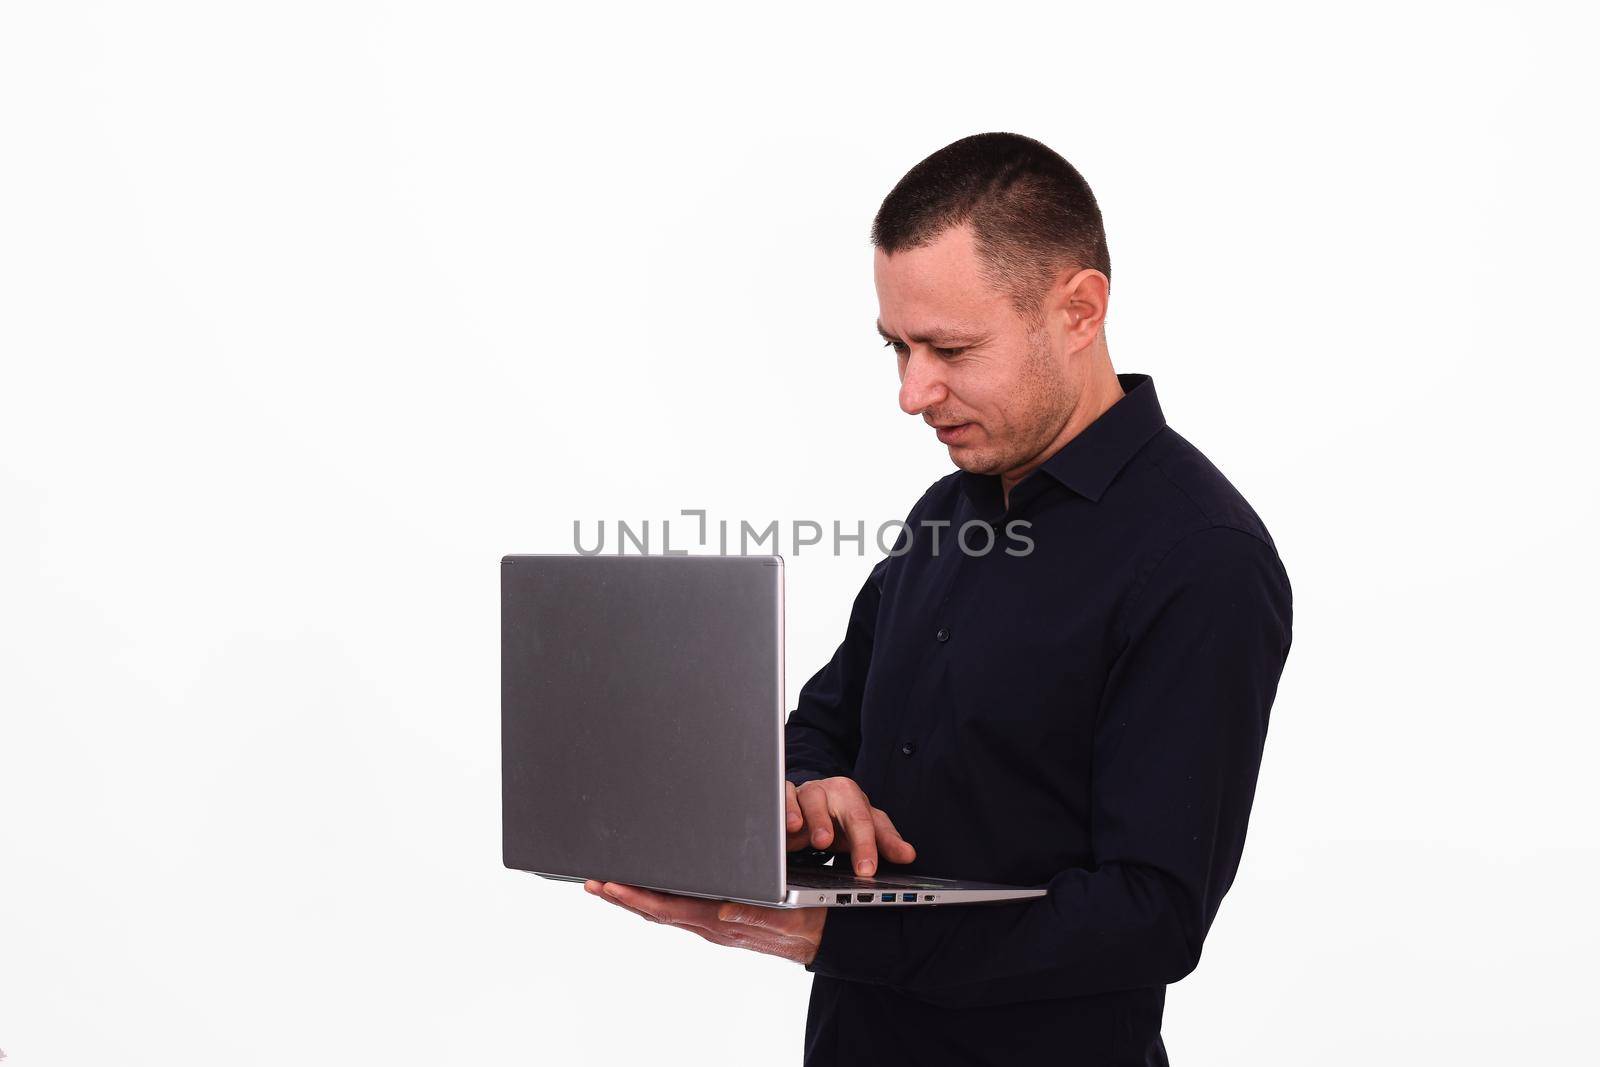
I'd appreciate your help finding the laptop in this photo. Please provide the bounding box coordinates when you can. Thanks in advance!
[501,553,1046,908]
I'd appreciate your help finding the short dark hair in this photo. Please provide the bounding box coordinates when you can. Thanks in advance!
[870,132,1111,329]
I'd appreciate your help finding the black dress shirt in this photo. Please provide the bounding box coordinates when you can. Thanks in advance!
[784,374,1293,1067]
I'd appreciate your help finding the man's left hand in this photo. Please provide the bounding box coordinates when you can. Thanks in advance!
[584,880,827,965]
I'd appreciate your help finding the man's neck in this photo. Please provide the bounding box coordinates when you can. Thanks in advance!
[1000,362,1125,508]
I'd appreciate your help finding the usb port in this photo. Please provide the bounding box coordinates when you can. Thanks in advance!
[836,894,851,904]
[881,893,897,903]
[901,892,917,902]
[855,893,874,903]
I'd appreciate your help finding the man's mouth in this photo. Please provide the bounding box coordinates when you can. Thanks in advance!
[933,422,974,444]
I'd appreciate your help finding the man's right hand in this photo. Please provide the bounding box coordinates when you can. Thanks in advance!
[785,777,916,877]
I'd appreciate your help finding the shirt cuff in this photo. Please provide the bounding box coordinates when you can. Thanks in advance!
[806,904,904,986]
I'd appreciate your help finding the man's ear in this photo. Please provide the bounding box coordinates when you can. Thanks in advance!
[1048,267,1109,354]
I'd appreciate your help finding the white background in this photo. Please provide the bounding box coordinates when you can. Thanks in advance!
[2,3,1596,1064]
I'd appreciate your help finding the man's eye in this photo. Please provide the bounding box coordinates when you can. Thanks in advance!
[882,340,963,357]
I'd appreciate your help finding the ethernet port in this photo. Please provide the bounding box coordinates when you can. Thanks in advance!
[836,894,851,904]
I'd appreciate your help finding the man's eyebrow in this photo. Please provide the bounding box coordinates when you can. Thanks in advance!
[875,320,982,344]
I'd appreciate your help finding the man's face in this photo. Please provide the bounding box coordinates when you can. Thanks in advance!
[874,223,1082,480]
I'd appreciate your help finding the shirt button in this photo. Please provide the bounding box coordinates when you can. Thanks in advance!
[935,626,950,643]
[901,741,917,757]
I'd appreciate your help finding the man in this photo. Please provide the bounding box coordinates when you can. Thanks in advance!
[586,132,1293,1066]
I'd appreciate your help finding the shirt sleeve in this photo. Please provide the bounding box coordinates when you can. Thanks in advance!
[805,525,1294,1007]
[783,556,889,788]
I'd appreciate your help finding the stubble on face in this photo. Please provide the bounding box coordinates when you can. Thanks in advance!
[946,323,1080,478]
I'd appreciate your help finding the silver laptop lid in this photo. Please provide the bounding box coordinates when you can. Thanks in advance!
[501,554,788,905]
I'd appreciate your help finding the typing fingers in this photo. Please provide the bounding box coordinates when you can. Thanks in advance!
[786,780,803,833]
[797,782,834,849]
[833,794,879,876]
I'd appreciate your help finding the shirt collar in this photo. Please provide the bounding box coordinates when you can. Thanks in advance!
[959,373,1166,513]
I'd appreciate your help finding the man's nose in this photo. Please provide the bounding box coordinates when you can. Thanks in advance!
[898,349,947,416]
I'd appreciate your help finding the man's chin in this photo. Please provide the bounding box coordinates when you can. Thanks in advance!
[948,447,1000,475]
